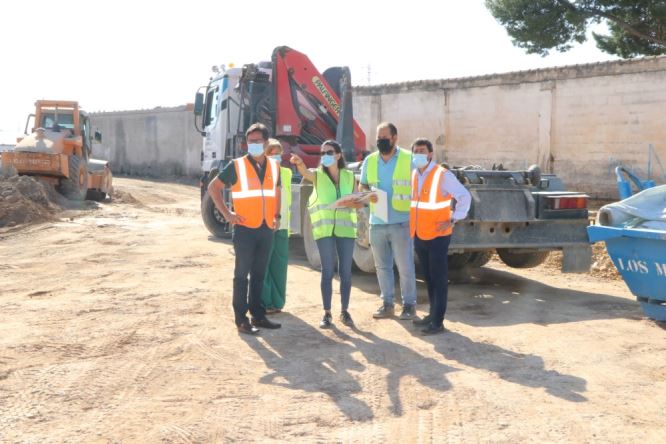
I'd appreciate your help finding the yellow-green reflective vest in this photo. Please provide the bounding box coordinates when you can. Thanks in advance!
[308,168,357,240]
[280,167,292,233]
[366,148,412,212]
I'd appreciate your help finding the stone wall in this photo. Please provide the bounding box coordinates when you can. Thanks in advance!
[353,56,666,198]
[89,57,666,197]
[90,106,202,177]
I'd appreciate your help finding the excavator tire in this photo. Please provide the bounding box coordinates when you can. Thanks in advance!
[201,191,232,238]
[60,155,88,201]
[497,249,550,268]
[86,190,106,201]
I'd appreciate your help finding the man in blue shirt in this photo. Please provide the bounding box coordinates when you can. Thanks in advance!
[360,122,417,320]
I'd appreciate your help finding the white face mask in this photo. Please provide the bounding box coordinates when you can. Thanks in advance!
[247,143,264,157]
[412,153,430,168]
[269,155,282,163]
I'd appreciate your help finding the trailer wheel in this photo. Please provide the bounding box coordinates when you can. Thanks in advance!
[201,191,232,238]
[60,155,88,200]
[447,253,472,271]
[496,249,549,268]
[467,251,493,268]
[302,208,321,270]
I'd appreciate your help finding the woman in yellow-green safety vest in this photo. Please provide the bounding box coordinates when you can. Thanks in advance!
[261,139,292,313]
[290,140,362,329]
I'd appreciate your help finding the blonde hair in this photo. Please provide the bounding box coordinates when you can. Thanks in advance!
[266,138,283,154]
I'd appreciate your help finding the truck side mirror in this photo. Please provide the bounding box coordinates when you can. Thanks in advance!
[94,130,102,143]
[194,93,205,116]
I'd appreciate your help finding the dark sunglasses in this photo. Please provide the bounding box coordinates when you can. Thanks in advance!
[319,150,336,156]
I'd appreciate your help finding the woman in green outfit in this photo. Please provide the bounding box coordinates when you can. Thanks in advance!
[261,139,292,314]
[290,140,362,328]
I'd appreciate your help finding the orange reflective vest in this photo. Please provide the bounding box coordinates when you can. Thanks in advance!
[410,165,453,240]
[231,155,279,229]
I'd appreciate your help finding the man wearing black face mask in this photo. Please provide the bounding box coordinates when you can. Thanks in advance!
[359,122,417,321]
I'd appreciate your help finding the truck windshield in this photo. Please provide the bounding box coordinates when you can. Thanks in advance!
[42,112,75,129]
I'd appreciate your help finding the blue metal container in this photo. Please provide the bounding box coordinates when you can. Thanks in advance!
[615,166,656,200]
[588,225,666,321]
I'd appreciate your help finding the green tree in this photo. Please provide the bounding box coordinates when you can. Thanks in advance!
[486,0,666,57]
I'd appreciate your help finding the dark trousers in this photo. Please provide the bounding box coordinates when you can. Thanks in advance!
[232,224,273,326]
[414,234,451,327]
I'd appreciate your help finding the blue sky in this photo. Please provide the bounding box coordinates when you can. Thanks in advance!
[0,0,618,143]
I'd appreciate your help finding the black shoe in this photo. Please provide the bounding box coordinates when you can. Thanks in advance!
[420,323,445,336]
[320,312,333,329]
[399,304,416,320]
[373,303,395,319]
[340,310,354,326]
[412,314,432,326]
[251,317,282,329]
[237,322,259,335]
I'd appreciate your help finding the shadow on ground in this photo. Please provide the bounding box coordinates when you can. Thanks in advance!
[395,322,587,403]
[242,313,457,420]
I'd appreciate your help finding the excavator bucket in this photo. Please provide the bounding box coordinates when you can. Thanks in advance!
[87,159,113,201]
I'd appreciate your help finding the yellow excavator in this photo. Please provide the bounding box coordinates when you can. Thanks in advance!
[1,100,112,201]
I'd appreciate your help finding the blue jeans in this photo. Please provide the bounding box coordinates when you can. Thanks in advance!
[369,222,417,306]
[315,236,355,311]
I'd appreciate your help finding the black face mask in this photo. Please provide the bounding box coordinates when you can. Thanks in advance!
[377,138,393,154]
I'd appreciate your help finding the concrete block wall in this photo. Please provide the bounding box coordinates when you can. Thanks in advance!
[90,106,202,177]
[88,57,666,198]
[354,56,666,198]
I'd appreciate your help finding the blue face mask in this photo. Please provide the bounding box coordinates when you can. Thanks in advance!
[412,153,430,169]
[247,143,264,157]
[269,155,282,163]
[321,154,335,167]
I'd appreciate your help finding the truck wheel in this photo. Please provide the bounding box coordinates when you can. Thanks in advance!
[353,243,376,273]
[467,251,493,268]
[302,208,321,270]
[60,155,88,200]
[201,191,232,238]
[496,249,549,268]
[352,207,376,273]
[448,253,471,271]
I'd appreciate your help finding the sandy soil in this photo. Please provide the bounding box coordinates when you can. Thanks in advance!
[1,177,665,443]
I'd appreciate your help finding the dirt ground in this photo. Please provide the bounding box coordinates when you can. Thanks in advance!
[1,177,665,443]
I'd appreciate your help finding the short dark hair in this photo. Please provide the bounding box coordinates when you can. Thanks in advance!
[377,122,397,136]
[411,138,433,153]
[321,139,346,169]
[245,122,269,141]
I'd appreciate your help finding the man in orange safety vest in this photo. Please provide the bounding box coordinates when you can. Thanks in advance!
[409,138,470,335]
[208,123,283,335]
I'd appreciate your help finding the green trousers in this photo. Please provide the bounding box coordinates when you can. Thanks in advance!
[261,229,289,310]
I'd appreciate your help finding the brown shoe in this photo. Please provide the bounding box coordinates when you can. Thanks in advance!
[237,322,259,335]
[373,304,395,319]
